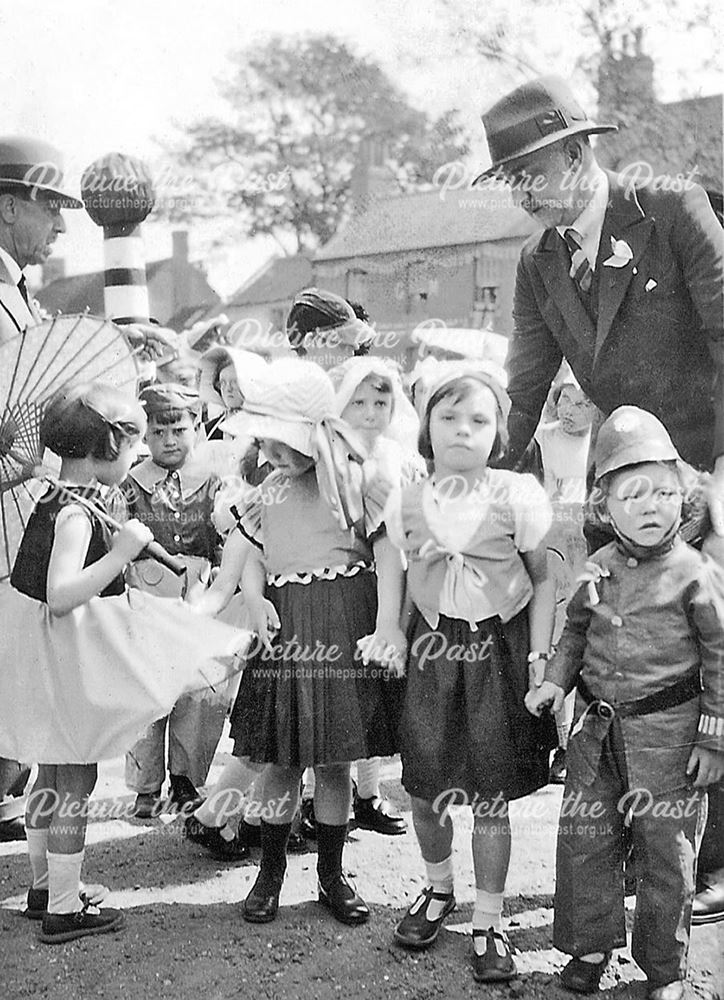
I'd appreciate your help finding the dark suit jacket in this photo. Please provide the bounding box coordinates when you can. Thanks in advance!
[506,171,724,471]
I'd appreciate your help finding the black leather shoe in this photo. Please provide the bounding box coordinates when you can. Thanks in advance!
[205,826,251,862]
[471,927,517,983]
[318,873,369,925]
[393,886,456,949]
[0,817,26,841]
[132,791,163,820]
[692,874,724,925]
[354,793,407,836]
[25,887,48,920]
[559,954,611,993]
[243,871,283,923]
[168,775,203,813]
[38,906,125,944]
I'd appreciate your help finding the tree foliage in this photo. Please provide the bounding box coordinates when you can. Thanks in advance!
[161,34,469,253]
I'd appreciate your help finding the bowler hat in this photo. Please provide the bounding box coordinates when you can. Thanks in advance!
[0,136,82,208]
[473,76,616,184]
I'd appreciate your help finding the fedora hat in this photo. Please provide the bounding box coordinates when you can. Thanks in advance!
[473,76,616,184]
[0,136,82,208]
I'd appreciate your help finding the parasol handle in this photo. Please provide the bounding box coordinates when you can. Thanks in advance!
[46,478,186,577]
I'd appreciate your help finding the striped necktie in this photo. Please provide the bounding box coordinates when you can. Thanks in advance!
[562,228,593,295]
[17,275,30,308]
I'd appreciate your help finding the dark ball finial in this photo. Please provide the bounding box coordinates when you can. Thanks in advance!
[81,153,155,234]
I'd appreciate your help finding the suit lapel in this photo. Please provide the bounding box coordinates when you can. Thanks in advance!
[0,259,39,335]
[531,228,597,348]
[594,172,654,361]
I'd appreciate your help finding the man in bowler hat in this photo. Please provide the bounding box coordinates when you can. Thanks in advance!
[475,77,724,957]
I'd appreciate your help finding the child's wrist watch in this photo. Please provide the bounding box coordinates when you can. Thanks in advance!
[527,651,550,664]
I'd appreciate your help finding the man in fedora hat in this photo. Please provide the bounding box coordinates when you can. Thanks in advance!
[0,136,86,841]
[476,76,724,964]
[476,76,723,498]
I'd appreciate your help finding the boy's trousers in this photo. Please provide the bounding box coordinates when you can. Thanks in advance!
[125,694,227,793]
[553,713,705,987]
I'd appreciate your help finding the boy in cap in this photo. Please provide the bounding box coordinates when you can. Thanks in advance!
[121,383,226,817]
[527,407,724,999]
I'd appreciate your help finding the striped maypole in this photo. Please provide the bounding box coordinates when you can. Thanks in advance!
[81,153,155,325]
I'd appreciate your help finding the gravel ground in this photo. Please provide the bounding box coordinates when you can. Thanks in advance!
[1,746,722,1000]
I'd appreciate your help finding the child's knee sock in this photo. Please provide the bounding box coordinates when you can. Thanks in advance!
[258,820,291,885]
[472,888,504,933]
[355,758,379,800]
[423,855,454,919]
[26,828,49,890]
[316,822,347,888]
[47,851,84,914]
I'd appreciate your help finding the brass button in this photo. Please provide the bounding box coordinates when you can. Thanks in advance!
[611,615,623,627]
[626,557,637,568]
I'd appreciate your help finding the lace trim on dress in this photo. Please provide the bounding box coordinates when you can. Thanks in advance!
[267,560,373,587]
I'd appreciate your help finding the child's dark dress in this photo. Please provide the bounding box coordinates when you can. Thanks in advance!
[229,466,401,767]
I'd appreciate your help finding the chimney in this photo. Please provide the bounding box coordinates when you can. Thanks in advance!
[597,28,655,122]
[349,137,400,213]
[171,229,190,313]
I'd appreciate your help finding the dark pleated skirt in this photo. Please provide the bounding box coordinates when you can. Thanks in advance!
[400,607,556,803]
[230,571,403,767]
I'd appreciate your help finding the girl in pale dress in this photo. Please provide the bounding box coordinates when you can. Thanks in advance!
[0,382,244,944]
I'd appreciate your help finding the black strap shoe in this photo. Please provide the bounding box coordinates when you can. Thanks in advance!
[318,873,369,925]
[393,886,456,949]
[38,905,125,944]
[471,927,517,983]
[559,954,611,993]
[354,793,407,836]
[243,871,283,923]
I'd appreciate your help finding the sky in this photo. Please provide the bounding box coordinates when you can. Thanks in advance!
[1,0,721,298]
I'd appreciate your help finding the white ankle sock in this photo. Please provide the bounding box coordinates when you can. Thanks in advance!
[47,851,84,914]
[355,758,379,799]
[26,828,49,891]
[472,888,504,933]
[423,855,454,920]
[195,758,251,828]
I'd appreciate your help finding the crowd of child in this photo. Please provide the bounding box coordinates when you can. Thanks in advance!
[0,287,722,1000]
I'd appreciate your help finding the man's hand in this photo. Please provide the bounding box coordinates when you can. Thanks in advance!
[123,322,179,362]
[686,745,724,787]
[706,458,724,536]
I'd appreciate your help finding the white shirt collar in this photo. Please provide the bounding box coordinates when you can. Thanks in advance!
[556,166,609,265]
[0,244,23,285]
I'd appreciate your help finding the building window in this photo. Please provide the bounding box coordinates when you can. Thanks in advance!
[473,285,498,329]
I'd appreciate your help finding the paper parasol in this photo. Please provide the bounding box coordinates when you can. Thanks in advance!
[0,313,181,581]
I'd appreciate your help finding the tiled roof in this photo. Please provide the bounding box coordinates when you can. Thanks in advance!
[315,188,538,261]
[227,255,314,307]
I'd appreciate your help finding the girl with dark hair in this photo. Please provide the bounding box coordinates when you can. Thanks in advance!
[386,362,556,983]
[0,381,244,944]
